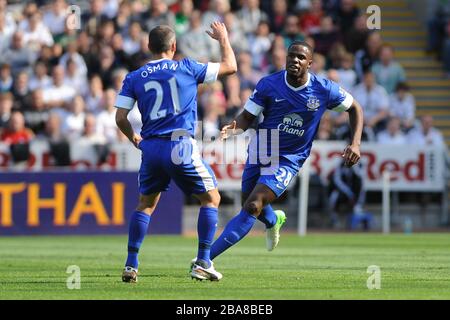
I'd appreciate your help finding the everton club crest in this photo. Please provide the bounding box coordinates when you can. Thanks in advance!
[306,95,320,111]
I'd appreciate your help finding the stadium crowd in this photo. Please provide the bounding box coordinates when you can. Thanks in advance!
[0,0,447,166]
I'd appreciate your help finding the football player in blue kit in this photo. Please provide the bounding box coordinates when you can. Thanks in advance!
[115,23,237,282]
[208,41,364,269]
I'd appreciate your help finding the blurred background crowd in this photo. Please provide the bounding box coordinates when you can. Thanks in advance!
[0,0,448,167]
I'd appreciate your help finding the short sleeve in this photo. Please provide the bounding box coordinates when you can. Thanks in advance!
[115,73,136,110]
[183,58,219,84]
[244,79,267,116]
[327,80,353,112]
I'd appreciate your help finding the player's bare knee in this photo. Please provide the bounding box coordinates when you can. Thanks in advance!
[244,201,262,216]
[196,189,221,208]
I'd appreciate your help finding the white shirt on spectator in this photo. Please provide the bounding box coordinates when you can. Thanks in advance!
[29,75,52,91]
[21,22,54,49]
[377,130,407,145]
[337,69,357,91]
[43,9,67,35]
[389,92,415,123]
[96,109,118,143]
[42,84,76,105]
[59,52,88,78]
[61,112,86,140]
[351,83,389,122]
[407,128,446,148]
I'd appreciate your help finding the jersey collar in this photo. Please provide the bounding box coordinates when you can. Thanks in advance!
[148,58,170,64]
[284,71,310,91]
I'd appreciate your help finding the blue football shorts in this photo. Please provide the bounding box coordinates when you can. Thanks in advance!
[241,157,300,198]
[138,137,217,195]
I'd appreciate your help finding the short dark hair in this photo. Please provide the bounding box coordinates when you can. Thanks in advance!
[288,41,314,54]
[148,25,175,54]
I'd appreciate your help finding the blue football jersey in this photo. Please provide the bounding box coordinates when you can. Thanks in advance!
[244,71,353,167]
[115,58,220,138]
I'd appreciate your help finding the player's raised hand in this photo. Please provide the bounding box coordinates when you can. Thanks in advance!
[206,21,229,42]
[342,144,360,167]
[220,120,237,140]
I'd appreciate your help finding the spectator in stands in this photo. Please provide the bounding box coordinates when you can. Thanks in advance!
[377,117,407,145]
[312,15,342,56]
[96,45,117,88]
[59,42,88,80]
[23,89,49,135]
[85,74,104,114]
[142,0,175,32]
[179,10,220,62]
[174,0,194,37]
[336,52,357,91]
[300,0,324,36]
[223,12,249,55]
[41,112,71,167]
[236,51,262,90]
[12,71,30,111]
[127,34,151,71]
[344,13,369,54]
[371,44,406,94]
[0,9,15,53]
[316,112,337,140]
[82,0,108,37]
[1,31,36,74]
[389,82,416,131]
[237,0,268,36]
[249,21,272,71]
[0,92,12,128]
[61,95,86,141]
[42,0,67,38]
[114,0,132,34]
[202,0,230,28]
[65,58,88,97]
[351,70,389,133]
[267,47,286,74]
[311,53,327,78]
[281,14,305,49]
[96,88,118,143]
[354,31,382,81]
[122,21,142,56]
[269,0,288,34]
[20,11,54,52]
[29,60,52,91]
[78,113,109,164]
[224,74,241,116]
[407,115,446,148]
[0,111,34,163]
[0,63,13,93]
[334,0,359,38]
[42,65,76,110]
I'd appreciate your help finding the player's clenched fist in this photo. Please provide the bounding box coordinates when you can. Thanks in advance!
[220,120,237,140]
[206,21,229,41]
[342,144,360,167]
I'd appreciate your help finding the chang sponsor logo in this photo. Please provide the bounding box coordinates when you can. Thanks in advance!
[277,113,305,137]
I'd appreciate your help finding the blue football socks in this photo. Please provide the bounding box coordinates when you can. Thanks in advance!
[257,204,277,229]
[210,209,256,260]
[125,211,151,269]
[196,207,218,267]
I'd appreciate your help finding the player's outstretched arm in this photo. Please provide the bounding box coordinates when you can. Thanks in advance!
[115,108,142,149]
[221,110,256,140]
[342,99,364,167]
[206,21,237,76]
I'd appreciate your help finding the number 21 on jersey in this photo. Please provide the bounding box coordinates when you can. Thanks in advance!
[144,77,181,120]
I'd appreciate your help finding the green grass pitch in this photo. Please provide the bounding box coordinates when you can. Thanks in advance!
[0,233,449,299]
